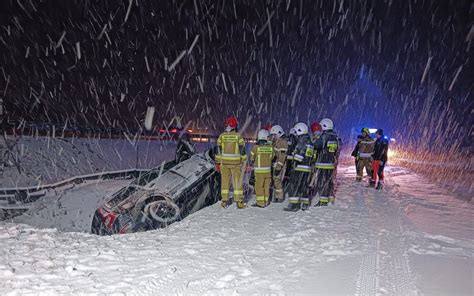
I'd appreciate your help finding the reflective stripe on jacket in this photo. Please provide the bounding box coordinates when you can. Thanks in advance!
[313,130,339,169]
[250,144,275,174]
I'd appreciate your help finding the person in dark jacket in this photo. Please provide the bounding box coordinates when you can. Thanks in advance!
[372,129,389,190]
[313,118,339,206]
[284,123,313,211]
[284,128,298,188]
[175,132,196,163]
[351,135,363,172]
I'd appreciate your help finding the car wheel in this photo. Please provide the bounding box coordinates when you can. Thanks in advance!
[143,199,180,226]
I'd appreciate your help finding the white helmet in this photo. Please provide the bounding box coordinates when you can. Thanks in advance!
[289,128,297,136]
[293,123,309,136]
[320,118,334,131]
[270,125,285,138]
[257,129,270,141]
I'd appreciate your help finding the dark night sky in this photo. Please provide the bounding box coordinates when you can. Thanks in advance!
[0,0,472,150]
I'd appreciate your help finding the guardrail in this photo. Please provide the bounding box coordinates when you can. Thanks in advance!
[0,169,148,209]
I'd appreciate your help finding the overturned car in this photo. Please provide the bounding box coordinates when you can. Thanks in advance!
[91,149,220,235]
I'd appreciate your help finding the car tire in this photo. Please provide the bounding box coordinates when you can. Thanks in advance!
[143,198,180,227]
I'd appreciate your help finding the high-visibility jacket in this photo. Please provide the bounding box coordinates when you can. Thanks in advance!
[358,135,375,159]
[272,137,288,171]
[291,134,314,173]
[215,131,247,165]
[313,130,339,169]
[250,142,275,174]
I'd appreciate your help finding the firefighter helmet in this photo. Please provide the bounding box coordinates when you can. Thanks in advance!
[293,123,309,135]
[257,129,270,141]
[320,118,334,131]
[270,125,285,137]
[310,122,322,133]
[225,116,238,129]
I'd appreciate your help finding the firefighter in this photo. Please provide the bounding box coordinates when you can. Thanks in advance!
[269,125,288,203]
[351,135,364,171]
[372,129,389,190]
[215,116,247,209]
[284,123,313,211]
[249,129,275,207]
[313,118,339,206]
[175,132,196,163]
[308,122,322,195]
[356,128,375,183]
[284,128,297,187]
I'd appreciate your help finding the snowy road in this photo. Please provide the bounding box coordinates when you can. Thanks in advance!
[0,166,472,295]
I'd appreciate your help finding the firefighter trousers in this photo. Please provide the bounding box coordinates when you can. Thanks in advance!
[220,164,244,203]
[255,172,272,207]
[315,168,335,204]
[288,170,310,206]
[272,169,285,201]
[356,158,372,181]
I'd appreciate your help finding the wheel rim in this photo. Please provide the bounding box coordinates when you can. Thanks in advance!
[144,200,180,224]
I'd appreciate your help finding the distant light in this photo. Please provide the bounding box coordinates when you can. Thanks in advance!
[171,128,178,133]
[368,128,378,133]
[390,138,396,142]
[187,129,193,133]
[384,136,388,140]
[159,128,166,133]
[387,149,397,159]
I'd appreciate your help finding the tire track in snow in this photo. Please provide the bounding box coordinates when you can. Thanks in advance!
[355,182,418,295]
[353,184,378,296]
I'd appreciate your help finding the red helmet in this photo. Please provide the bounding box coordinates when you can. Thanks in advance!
[263,123,272,131]
[310,122,322,133]
[225,116,238,129]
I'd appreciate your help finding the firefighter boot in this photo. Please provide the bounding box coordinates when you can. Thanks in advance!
[284,202,300,212]
[237,201,247,209]
[220,200,229,208]
[314,201,328,207]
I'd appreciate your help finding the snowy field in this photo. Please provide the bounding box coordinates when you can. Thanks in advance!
[1,165,472,295]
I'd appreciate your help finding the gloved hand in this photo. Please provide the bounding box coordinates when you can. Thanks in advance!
[215,164,221,173]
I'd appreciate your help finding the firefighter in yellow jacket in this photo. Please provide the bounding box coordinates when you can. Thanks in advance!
[215,116,247,209]
[356,128,375,183]
[250,129,275,207]
[269,125,288,203]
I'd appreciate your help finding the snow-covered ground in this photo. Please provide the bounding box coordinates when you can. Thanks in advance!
[0,165,472,295]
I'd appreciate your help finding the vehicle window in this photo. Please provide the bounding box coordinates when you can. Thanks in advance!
[135,170,160,186]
